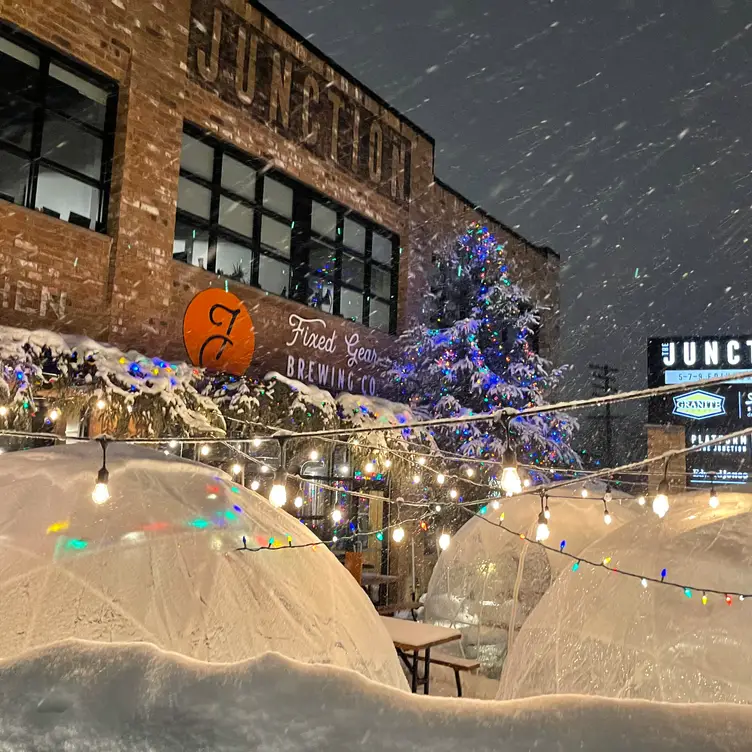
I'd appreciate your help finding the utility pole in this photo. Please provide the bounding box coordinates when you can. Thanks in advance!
[589,363,619,468]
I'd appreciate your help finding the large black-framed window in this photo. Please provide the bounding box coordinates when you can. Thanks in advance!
[174,124,400,334]
[0,28,118,232]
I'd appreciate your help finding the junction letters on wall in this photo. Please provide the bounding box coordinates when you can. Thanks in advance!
[187,0,411,206]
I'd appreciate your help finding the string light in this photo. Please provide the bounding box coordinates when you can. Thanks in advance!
[435,504,442,512]
[449,488,458,499]
[340,464,349,475]
[603,495,612,525]
[250,479,260,491]
[260,464,271,474]
[436,473,446,485]
[637,495,646,506]
[384,459,392,468]
[269,469,287,508]
[438,532,451,551]
[200,444,210,456]
[48,407,60,422]
[91,438,110,505]
[0,406,7,417]
[581,488,589,498]
[412,474,421,484]
[294,495,304,509]
[653,481,670,519]
[95,399,106,410]
[309,449,319,461]
[501,445,522,495]
[465,467,475,478]
[641,578,648,588]
[418,457,426,466]
[231,463,242,476]
[535,511,550,542]
[168,440,178,449]
[331,508,343,523]
[252,438,262,448]
[392,526,405,543]
[364,461,375,474]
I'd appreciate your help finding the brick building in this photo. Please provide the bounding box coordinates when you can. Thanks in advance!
[0,0,558,385]
[0,0,559,595]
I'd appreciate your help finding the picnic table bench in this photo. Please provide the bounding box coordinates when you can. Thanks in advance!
[376,600,421,620]
[380,616,461,694]
[418,652,480,697]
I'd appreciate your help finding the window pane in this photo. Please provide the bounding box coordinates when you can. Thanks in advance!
[0,37,40,102]
[263,177,293,218]
[35,167,99,227]
[47,63,108,129]
[372,233,393,265]
[259,254,290,297]
[0,150,29,204]
[177,176,211,218]
[216,240,252,284]
[309,244,336,278]
[342,253,364,289]
[306,275,333,314]
[0,94,34,150]
[341,288,363,324]
[41,115,102,178]
[369,298,390,332]
[219,195,254,237]
[343,218,366,254]
[370,265,391,299]
[311,201,337,240]
[181,132,214,180]
[222,154,255,201]
[173,220,210,270]
[260,215,291,257]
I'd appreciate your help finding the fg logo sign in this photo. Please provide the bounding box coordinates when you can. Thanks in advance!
[672,390,726,420]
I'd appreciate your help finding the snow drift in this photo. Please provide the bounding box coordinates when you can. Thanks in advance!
[0,442,406,690]
[0,640,749,751]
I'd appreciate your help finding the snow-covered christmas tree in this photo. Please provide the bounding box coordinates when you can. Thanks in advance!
[390,223,576,468]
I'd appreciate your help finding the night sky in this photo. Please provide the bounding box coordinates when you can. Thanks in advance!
[263,1,750,409]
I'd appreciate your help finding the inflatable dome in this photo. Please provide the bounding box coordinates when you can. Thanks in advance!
[424,483,637,678]
[0,442,407,690]
[498,490,752,703]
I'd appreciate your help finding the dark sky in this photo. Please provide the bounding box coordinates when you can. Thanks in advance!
[263,0,751,403]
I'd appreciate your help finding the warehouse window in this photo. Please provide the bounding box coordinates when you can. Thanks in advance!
[173,124,399,333]
[0,29,117,232]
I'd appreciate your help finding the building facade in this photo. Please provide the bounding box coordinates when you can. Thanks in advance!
[0,0,559,392]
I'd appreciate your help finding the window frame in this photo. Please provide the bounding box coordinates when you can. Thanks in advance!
[175,123,400,334]
[0,24,118,232]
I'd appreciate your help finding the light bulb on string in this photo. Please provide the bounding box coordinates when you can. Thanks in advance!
[581,488,589,498]
[91,438,110,505]
[603,485,613,504]
[436,473,446,485]
[364,461,375,474]
[168,440,178,449]
[384,459,392,468]
[709,476,719,508]
[331,508,343,523]
[434,504,442,513]
[500,445,522,495]
[412,474,421,484]
[491,499,500,510]
[0,406,7,417]
[96,399,106,410]
[268,468,287,508]
[544,499,551,520]
[603,497,612,525]
[252,438,262,448]
[340,464,349,475]
[200,444,210,457]
[294,495,304,509]
[535,511,550,542]
[48,407,60,422]
[652,480,670,519]
[465,467,475,478]
[309,449,319,461]
[438,532,451,551]
[231,463,242,476]
[392,526,405,543]
[260,464,271,474]
[641,578,648,589]
[418,457,426,466]
[449,488,458,499]
[250,479,260,491]
[637,495,646,507]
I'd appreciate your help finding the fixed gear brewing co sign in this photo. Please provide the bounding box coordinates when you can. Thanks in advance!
[183,289,255,376]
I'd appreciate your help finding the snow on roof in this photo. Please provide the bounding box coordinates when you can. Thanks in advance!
[1,640,749,750]
[0,441,406,690]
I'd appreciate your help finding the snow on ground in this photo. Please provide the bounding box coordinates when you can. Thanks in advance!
[0,442,406,690]
[0,640,750,751]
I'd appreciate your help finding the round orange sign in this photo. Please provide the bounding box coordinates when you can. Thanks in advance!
[183,289,255,376]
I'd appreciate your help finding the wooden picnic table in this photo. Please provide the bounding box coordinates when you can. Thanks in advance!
[361,571,399,607]
[380,616,461,694]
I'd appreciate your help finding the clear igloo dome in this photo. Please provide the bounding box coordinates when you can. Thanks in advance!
[498,490,752,703]
[424,482,637,678]
[0,442,407,690]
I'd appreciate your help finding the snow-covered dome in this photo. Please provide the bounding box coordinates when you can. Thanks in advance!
[424,482,637,678]
[0,442,407,690]
[498,491,752,703]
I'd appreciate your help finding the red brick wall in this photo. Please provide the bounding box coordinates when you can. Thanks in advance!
[0,202,111,338]
[0,0,558,366]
